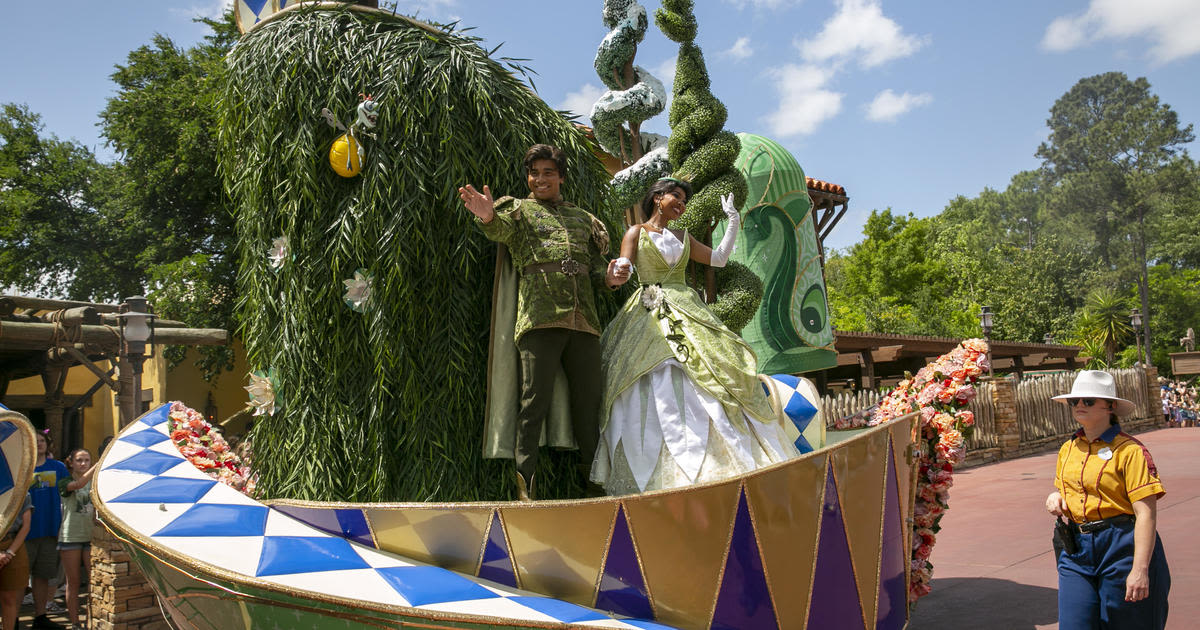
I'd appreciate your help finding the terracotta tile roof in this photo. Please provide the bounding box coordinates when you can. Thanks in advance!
[806,177,846,196]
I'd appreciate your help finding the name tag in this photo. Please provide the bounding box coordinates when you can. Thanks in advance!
[1097,446,1113,460]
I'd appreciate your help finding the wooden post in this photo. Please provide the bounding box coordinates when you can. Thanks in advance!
[116,357,137,429]
[860,349,876,391]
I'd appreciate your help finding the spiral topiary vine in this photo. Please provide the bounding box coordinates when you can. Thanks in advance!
[655,0,748,237]
[655,0,760,329]
[591,0,670,210]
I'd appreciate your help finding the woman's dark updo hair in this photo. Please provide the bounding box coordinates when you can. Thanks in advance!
[639,178,692,223]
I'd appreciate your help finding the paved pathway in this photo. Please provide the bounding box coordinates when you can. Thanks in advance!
[909,426,1199,629]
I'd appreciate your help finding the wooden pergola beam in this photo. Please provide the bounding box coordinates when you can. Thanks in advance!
[0,321,227,348]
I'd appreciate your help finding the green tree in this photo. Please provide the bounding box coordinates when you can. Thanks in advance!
[1072,288,1132,366]
[100,12,240,377]
[1036,72,1195,356]
[1144,264,1200,374]
[0,104,136,299]
[825,209,976,337]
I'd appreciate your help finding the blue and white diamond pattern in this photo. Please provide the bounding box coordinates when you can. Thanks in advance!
[236,0,275,32]
[767,374,824,453]
[97,404,674,629]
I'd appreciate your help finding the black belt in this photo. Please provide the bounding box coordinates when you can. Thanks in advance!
[524,259,587,276]
[1076,513,1135,534]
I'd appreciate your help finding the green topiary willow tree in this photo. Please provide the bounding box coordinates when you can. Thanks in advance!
[218,6,620,502]
[655,0,762,333]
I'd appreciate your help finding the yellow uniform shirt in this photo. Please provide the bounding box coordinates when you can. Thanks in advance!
[1055,424,1165,523]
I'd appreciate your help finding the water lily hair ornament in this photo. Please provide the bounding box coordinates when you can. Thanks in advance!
[1050,370,1136,416]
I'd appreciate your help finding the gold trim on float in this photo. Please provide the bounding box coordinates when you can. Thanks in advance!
[624,478,740,628]
[619,500,660,621]
[747,451,827,630]
[705,482,747,628]
[0,411,37,535]
[239,1,444,37]
[589,502,623,606]
[832,429,887,629]
[502,500,616,607]
[367,505,492,574]
[741,483,784,629]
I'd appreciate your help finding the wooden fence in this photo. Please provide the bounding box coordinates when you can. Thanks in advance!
[965,380,998,450]
[1015,368,1151,443]
[820,390,884,425]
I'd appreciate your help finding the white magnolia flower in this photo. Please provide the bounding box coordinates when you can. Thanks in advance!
[343,269,373,312]
[268,236,288,270]
[244,372,275,417]
[641,284,664,310]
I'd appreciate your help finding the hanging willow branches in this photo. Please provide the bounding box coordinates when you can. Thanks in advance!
[219,6,620,502]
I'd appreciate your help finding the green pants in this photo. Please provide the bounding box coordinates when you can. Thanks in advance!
[514,328,601,479]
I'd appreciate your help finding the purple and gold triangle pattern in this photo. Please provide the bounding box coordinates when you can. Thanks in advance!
[478,509,517,588]
[876,440,907,629]
[595,504,653,620]
[711,487,778,630]
[808,465,866,630]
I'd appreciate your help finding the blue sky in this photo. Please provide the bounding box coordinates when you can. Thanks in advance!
[2,1,1198,251]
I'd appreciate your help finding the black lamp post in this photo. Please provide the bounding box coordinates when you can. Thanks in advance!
[117,296,156,424]
[980,305,994,376]
[1130,308,1144,366]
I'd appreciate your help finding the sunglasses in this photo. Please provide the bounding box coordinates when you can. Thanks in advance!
[1070,398,1108,408]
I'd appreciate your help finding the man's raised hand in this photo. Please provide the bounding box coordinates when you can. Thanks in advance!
[458,184,494,222]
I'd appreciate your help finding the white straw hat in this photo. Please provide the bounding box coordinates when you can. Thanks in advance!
[1051,370,1136,416]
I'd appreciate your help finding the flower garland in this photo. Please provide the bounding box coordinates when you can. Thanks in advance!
[869,338,989,603]
[167,401,256,496]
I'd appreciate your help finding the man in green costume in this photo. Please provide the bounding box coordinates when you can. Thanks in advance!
[459,144,629,500]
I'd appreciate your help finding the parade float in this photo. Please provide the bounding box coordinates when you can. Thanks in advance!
[86,2,982,628]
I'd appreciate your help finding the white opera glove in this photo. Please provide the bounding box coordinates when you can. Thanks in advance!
[614,256,633,275]
[709,193,740,268]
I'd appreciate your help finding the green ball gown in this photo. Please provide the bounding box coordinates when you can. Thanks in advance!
[592,228,800,495]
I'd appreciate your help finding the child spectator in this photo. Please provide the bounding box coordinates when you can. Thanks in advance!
[29,431,67,630]
[0,494,32,630]
[58,449,96,630]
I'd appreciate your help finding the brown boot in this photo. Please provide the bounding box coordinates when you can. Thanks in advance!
[515,471,535,502]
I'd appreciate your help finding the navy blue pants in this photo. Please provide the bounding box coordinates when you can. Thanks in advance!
[1057,520,1170,629]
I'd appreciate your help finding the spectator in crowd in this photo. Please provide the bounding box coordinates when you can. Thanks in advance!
[29,431,68,630]
[1161,378,1197,428]
[58,449,97,630]
[0,494,32,630]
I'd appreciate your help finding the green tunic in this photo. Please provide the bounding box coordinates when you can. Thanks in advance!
[476,194,611,342]
[477,194,612,459]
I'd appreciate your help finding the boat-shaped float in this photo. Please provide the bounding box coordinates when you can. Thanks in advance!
[94,402,917,629]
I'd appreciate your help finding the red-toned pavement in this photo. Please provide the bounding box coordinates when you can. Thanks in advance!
[908,426,1199,629]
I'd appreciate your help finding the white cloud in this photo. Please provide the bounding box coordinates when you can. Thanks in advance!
[865,89,932,122]
[1041,0,1200,64]
[653,56,678,90]
[724,0,802,9]
[559,84,606,120]
[763,64,844,137]
[170,0,231,20]
[724,37,755,60]
[799,0,928,68]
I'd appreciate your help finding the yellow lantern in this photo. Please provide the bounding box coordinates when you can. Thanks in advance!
[329,133,362,178]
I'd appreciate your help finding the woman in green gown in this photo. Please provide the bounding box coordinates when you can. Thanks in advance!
[592,178,799,495]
